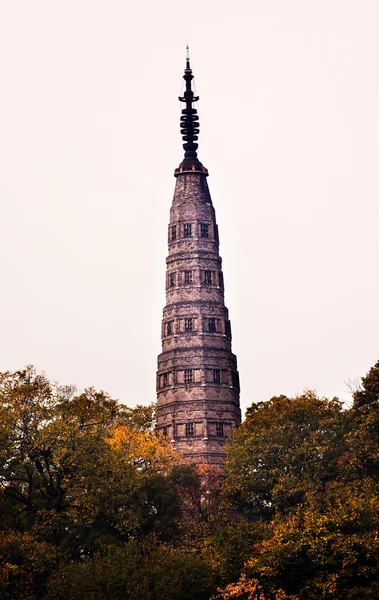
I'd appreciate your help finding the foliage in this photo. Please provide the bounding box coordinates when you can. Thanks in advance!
[121,402,157,431]
[200,517,267,585]
[220,377,379,599]
[0,367,179,551]
[352,360,379,409]
[0,367,199,598]
[245,480,379,599]
[0,530,60,600]
[346,360,379,480]
[210,574,297,600]
[1,362,379,599]
[223,391,344,519]
[45,536,215,600]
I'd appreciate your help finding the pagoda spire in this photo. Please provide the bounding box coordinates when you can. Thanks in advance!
[177,46,205,173]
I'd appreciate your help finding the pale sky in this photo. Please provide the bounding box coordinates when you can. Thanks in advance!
[1,0,379,416]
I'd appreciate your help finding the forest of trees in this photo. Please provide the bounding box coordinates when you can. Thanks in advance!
[1,362,379,599]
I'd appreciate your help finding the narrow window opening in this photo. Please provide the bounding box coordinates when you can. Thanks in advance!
[183,223,192,238]
[203,270,213,285]
[200,223,209,238]
[166,321,173,336]
[208,318,216,333]
[216,422,224,437]
[213,369,221,384]
[184,369,193,384]
[169,273,175,288]
[171,226,177,241]
[186,422,194,437]
[184,318,193,332]
[163,373,168,387]
[184,270,193,284]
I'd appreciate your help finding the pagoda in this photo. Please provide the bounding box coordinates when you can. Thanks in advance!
[156,49,241,465]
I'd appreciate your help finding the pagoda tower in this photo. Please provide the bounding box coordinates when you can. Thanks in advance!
[156,50,241,465]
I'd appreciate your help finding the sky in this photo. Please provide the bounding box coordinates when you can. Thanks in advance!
[1,0,379,416]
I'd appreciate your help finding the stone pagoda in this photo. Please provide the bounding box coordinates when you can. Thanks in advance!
[156,49,241,465]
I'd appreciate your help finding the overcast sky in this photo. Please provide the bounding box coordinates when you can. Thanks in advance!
[1,0,378,415]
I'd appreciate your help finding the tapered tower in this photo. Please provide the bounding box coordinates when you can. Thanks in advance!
[156,50,241,465]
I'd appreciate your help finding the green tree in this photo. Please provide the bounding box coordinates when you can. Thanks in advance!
[352,360,379,409]
[245,480,379,599]
[121,402,157,431]
[200,517,267,585]
[0,530,60,600]
[45,536,216,600]
[223,391,344,519]
[345,361,379,481]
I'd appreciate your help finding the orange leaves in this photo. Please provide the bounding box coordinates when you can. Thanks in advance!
[107,424,180,475]
[210,573,298,600]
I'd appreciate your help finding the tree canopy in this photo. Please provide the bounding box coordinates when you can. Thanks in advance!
[1,363,379,599]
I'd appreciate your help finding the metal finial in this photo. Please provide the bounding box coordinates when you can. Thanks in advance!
[178,49,201,169]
